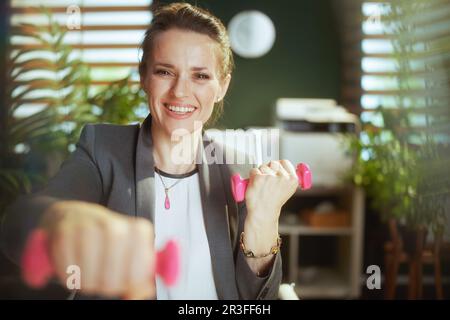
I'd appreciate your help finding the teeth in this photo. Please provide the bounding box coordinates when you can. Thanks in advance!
[166,104,195,113]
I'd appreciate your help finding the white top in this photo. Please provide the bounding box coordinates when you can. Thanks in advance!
[153,169,218,300]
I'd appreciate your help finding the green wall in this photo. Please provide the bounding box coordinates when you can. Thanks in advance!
[163,0,340,129]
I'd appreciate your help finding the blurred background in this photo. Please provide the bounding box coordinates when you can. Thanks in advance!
[0,0,449,299]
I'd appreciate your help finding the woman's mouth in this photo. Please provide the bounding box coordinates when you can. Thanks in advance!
[163,103,197,119]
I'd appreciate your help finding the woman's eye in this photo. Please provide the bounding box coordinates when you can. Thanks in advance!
[196,73,210,80]
[155,69,171,76]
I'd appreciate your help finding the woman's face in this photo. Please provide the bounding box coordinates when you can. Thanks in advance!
[142,28,230,136]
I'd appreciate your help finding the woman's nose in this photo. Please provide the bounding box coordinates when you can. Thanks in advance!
[171,76,190,98]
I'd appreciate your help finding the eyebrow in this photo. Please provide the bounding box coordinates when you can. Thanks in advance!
[153,62,209,71]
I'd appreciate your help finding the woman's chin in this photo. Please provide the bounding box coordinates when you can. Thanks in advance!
[164,119,204,137]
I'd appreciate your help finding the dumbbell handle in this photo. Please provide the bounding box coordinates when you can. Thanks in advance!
[21,229,179,289]
[231,163,312,202]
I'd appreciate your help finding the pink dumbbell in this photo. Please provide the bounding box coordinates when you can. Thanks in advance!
[231,163,312,202]
[21,229,179,289]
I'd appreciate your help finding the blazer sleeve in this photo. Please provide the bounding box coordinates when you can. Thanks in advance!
[234,202,282,300]
[1,124,104,265]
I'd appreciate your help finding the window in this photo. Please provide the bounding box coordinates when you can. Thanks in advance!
[9,0,154,118]
[360,0,449,143]
[333,0,449,143]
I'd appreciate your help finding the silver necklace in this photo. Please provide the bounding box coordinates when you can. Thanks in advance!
[155,169,183,210]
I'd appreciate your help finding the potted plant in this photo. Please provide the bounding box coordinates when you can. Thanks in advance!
[345,106,448,297]
[1,9,146,219]
[344,0,449,298]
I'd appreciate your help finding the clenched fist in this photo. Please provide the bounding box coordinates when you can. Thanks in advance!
[245,160,299,225]
[40,200,156,299]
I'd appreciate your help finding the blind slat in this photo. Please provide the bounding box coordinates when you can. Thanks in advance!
[11,6,151,14]
[13,61,138,68]
[11,44,140,50]
[8,0,152,115]
[11,25,149,32]
[362,89,449,97]
[13,80,141,86]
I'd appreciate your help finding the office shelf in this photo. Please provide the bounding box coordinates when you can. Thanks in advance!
[280,186,365,299]
[279,224,352,236]
[295,267,350,299]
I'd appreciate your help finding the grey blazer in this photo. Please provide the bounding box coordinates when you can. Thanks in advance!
[1,115,282,300]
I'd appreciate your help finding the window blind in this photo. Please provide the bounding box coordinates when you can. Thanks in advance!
[360,0,449,142]
[333,0,449,142]
[8,0,155,118]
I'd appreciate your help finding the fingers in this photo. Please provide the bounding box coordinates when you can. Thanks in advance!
[124,218,156,300]
[279,159,297,178]
[267,160,280,171]
[124,284,155,300]
[257,160,299,189]
[51,225,76,285]
[269,160,290,178]
[79,223,103,294]
[259,164,275,175]
[249,167,262,179]
[100,218,129,297]
[45,202,158,299]
[258,160,291,178]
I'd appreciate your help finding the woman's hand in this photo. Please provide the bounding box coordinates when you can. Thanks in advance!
[40,200,155,299]
[245,160,298,227]
[242,160,298,276]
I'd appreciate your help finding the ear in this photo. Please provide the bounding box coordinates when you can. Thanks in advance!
[217,74,231,102]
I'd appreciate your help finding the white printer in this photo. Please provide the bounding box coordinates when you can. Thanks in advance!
[276,98,359,187]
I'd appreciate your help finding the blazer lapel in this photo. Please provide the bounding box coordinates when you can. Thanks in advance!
[198,138,239,300]
[135,115,156,223]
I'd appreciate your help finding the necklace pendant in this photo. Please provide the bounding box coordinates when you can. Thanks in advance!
[164,189,170,210]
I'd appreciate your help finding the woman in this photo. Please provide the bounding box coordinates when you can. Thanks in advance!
[1,3,298,300]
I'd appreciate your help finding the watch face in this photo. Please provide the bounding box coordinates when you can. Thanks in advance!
[228,10,276,58]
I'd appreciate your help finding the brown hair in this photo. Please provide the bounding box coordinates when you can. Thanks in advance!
[139,2,234,127]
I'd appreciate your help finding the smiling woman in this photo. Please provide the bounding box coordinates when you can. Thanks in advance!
[138,3,234,132]
[1,2,300,300]
[143,28,230,137]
